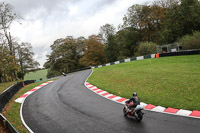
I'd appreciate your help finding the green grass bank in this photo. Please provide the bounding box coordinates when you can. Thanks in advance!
[24,69,48,81]
[88,55,200,111]
[0,81,18,94]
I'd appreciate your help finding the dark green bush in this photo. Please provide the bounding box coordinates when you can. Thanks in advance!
[178,32,200,50]
[136,42,158,56]
[47,69,60,79]
[17,71,25,80]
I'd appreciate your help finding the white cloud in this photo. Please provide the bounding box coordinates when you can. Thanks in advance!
[6,0,154,67]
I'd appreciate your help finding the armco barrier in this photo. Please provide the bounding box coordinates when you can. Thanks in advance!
[144,55,151,59]
[159,49,200,57]
[92,49,200,69]
[93,54,156,69]
[0,80,35,133]
[0,80,35,113]
[66,67,91,74]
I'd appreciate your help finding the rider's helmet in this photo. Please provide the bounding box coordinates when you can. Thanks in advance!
[133,92,137,97]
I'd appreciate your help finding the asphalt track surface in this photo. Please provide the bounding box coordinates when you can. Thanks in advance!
[22,69,200,133]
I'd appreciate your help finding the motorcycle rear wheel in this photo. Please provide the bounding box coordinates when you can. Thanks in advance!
[135,111,143,122]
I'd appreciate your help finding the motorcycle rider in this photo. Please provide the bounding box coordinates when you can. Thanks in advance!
[125,92,140,112]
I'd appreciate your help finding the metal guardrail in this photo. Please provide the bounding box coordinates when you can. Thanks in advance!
[63,67,91,75]
[159,49,200,57]
[0,80,35,132]
[93,54,155,69]
[0,80,35,112]
[92,49,200,69]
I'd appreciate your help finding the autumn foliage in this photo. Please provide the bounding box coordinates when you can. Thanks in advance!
[80,35,106,66]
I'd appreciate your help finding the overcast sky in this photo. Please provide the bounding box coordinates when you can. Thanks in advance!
[4,0,154,67]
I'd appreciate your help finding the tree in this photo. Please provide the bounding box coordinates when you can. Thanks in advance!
[0,45,19,82]
[16,42,40,79]
[180,0,200,35]
[0,2,21,56]
[0,2,41,82]
[48,36,83,74]
[99,24,118,62]
[116,27,138,60]
[99,24,116,43]
[0,2,21,82]
[76,36,86,56]
[121,4,144,42]
[122,3,167,43]
[43,61,51,69]
[80,35,106,66]
[159,0,200,44]
[153,0,179,8]
[158,4,182,44]
[104,35,119,62]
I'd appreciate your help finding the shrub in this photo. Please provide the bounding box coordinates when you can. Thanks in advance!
[178,32,200,50]
[46,69,60,79]
[17,71,25,79]
[136,42,158,56]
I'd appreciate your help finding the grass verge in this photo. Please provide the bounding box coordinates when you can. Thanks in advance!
[2,80,55,133]
[0,81,20,94]
[24,69,48,81]
[88,55,200,111]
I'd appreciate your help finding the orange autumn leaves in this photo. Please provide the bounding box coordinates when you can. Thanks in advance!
[80,35,106,66]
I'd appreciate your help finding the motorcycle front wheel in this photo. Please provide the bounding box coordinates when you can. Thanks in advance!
[123,107,128,116]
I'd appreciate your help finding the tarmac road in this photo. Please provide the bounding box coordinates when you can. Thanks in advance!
[22,69,200,133]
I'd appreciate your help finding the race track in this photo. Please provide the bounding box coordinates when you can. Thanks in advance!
[22,69,200,133]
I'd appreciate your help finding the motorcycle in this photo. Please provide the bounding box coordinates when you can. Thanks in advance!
[123,101,145,122]
[62,72,66,76]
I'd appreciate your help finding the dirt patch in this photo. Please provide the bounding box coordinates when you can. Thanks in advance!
[0,121,10,133]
